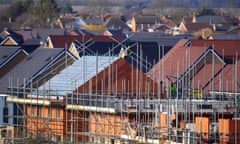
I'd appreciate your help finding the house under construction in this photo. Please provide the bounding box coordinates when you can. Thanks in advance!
[1,38,240,144]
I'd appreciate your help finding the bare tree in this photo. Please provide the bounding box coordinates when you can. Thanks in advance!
[30,0,60,28]
[223,0,240,16]
[196,0,212,8]
[149,0,170,17]
[171,8,194,24]
[85,0,110,18]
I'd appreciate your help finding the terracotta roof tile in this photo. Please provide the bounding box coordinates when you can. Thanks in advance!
[48,35,125,48]
[191,39,240,58]
[148,39,204,84]
[191,63,223,90]
[14,30,38,41]
[149,39,240,93]
[204,59,240,92]
[75,58,159,97]
[185,22,213,32]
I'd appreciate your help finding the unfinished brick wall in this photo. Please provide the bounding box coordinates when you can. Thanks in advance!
[26,104,66,137]
[218,118,240,144]
[195,116,209,141]
[89,112,128,143]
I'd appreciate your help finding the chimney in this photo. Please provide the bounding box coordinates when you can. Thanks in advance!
[220,11,224,16]
[161,15,166,21]
[192,12,196,23]
[8,17,12,23]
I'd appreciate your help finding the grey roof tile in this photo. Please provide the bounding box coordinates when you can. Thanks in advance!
[33,28,65,41]
[134,16,161,24]
[0,46,21,65]
[127,32,181,46]
[104,17,130,31]
[0,48,65,93]
[196,15,225,24]
[212,34,240,39]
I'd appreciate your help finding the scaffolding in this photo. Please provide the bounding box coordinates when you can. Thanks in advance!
[2,40,240,144]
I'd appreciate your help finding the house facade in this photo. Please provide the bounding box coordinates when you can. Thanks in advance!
[131,16,161,32]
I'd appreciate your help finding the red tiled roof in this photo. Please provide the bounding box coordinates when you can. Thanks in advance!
[191,39,240,57]
[191,63,223,90]
[185,22,213,32]
[204,59,240,92]
[149,39,208,85]
[48,35,125,48]
[134,16,161,24]
[149,39,240,93]
[75,58,159,97]
[15,30,38,41]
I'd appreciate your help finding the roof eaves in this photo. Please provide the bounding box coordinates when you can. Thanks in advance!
[0,36,18,45]
[0,48,27,69]
[210,46,226,65]
[66,49,78,61]
[180,22,188,32]
[184,39,192,47]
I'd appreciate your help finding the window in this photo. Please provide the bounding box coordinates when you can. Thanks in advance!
[1,129,6,138]
[56,107,60,118]
[100,138,105,143]
[121,113,126,120]
[48,107,52,117]
[37,106,42,117]
[3,107,8,123]
[101,112,105,118]
[56,136,61,142]
[31,105,34,115]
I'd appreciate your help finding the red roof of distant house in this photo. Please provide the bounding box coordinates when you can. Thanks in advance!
[15,30,38,41]
[185,22,213,32]
[48,35,125,48]
[191,39,240,57]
